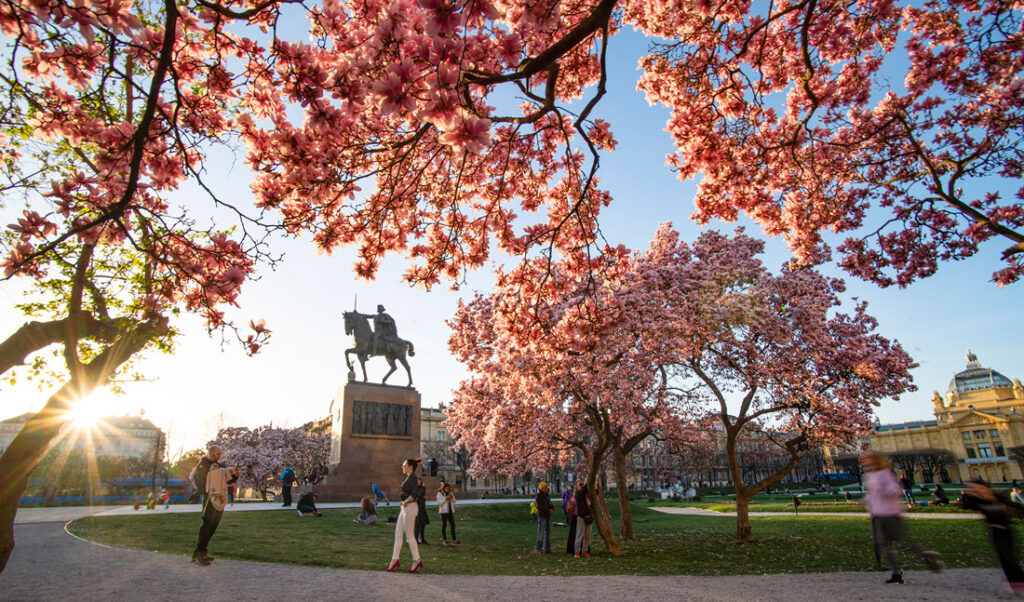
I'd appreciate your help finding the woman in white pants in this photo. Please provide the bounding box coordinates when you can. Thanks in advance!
[386,458,423,573]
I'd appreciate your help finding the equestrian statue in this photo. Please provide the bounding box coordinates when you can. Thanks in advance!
[343,304,415,387]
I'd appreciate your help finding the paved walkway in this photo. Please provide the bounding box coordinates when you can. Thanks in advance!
[0,503,1015,601]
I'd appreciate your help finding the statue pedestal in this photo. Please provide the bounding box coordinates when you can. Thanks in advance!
[315,382,421,502]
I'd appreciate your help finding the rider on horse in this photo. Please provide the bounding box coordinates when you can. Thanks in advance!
[357,304,399,356]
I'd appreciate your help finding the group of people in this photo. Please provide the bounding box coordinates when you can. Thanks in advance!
[530,480,593,557]
[184,443,1024,591]
[861,450,1024,592]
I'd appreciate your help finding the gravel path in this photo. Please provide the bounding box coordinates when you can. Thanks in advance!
[0,504,1015,601]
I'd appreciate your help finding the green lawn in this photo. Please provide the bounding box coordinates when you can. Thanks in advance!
[67,503,1008,576]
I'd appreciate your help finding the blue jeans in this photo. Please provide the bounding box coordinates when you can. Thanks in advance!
[536,516,551,552]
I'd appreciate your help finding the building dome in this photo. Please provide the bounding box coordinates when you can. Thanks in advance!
[947,350,1014,395]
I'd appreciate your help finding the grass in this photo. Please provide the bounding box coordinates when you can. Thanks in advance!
[67,502,1009,576]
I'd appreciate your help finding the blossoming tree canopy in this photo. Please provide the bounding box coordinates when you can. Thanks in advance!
[645,227,917,540]
[632,0,1024,286]
[8,0,1017,298]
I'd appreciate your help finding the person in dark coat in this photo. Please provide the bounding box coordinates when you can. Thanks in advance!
[414,478,430,544]
[535,482,554,553]
[573,480,593,558]
[297,492,321,516]
[933,484,950,506]
[280,466,296,507]
[960,478,1024,593]
[565,491,577,555]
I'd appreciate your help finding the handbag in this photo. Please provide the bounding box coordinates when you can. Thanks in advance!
[583,514,594,525]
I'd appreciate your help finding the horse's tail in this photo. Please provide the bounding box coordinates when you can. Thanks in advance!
[406,340,415,357]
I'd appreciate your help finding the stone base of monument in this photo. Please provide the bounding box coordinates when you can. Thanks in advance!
[314,381,423,502]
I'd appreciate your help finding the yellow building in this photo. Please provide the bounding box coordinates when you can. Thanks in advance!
[871,351,1024,483]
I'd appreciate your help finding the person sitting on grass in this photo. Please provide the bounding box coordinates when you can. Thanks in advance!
[356,497,377,525]
[933,484,950,506]
[297,492,322,517]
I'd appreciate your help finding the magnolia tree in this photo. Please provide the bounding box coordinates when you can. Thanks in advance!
[222,0,1024,288]
[634,0,1024,286]
[1,0,1012,571]
[0,0,280,569]
[215,425,329,500]
[650,227,916,541]
[447,248,689,551]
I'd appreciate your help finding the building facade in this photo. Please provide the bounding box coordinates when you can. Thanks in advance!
[0,412,163,460]
[871,352,1024,484]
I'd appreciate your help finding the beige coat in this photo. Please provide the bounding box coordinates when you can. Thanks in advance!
[206,467,230,511]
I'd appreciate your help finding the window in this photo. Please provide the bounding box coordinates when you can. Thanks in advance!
[966,447,977,459]
[974,430,987,439]
[962,432,972,440]
[978,443,993,458]
[990,429,1001,438]
[436,431,445,442]
[996,444,1006,457]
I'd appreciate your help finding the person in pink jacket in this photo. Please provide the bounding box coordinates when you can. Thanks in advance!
[860,451,943,584]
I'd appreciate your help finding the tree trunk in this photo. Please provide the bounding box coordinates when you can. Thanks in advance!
[0,317,165,573]
[589,480,622,555]
[734,492,753,542]
[613,445,634,539]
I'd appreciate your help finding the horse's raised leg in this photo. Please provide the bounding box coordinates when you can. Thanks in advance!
[381,355,397,385]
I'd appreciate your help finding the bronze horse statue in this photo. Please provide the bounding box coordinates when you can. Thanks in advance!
[343,311,415,386]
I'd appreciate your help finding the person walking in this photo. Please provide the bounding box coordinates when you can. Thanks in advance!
[190,444,237,566]
[899,472,915,508]
[535,482,554,553]
[960,478,1024,593]
[573,480,593,559]
[414,477,430,545]
[861,451,942,584]
[280,466,296,507]
[386,458,423,573]
[437,483,459,545]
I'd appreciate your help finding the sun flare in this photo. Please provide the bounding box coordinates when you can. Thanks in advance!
[67,399,104,430]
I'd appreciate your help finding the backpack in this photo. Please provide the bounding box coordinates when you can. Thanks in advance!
[189,460,209,495]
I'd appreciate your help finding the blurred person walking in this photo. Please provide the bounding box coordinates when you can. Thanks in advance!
[960,478,1024,594]
[861,451,942,584]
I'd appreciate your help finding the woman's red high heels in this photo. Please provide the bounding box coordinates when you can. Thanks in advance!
[408,560,423,573]
[385,559,400,572]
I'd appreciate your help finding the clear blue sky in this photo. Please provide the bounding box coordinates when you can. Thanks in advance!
[0,26,1021,457]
